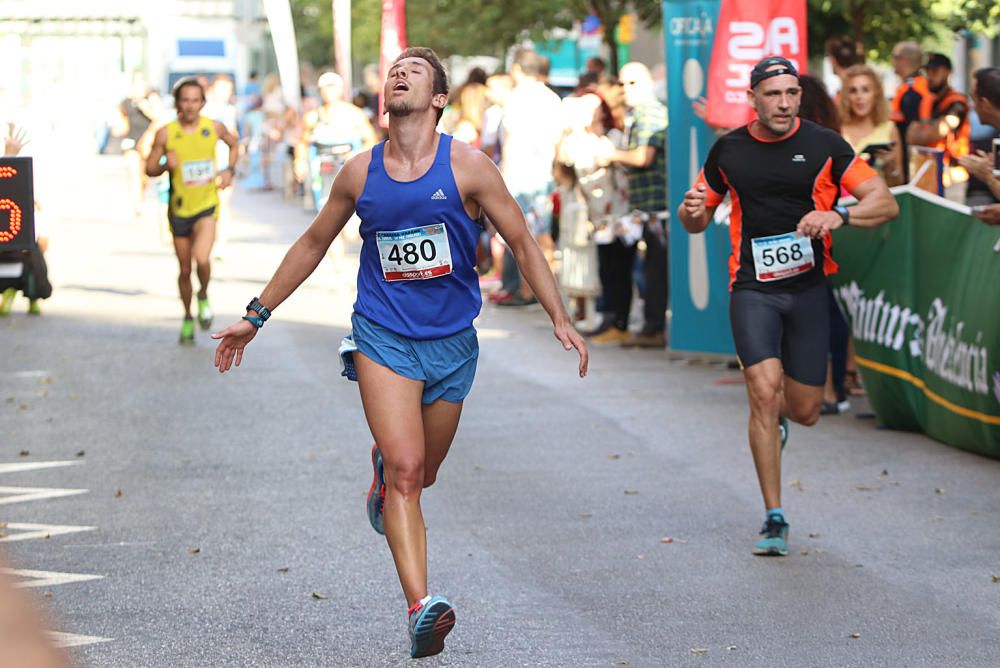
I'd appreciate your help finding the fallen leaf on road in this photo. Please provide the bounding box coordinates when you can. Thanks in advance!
[18,405,27,412]
[579,513,592,519]
[615,662,629,666]
[689,648,708,654]
[40,377,52,385]
[660,537,673,543]
[43,534,50,539]
[727,645,737,651]
[277,567,289,573]
[114,489,122,498]
[934,488,944,494]
[787,480,804,491]
[312,592,328,600]
[855,485,878,491]
[188,547,201,554]
[880,469,889,476]
[43,592,52,598]
[991,575,999,583]
[624,489,639,495]
[607,453,621,460]
[809,532,820,538]
[849,633,861,639]
[76,451,85,457]
[19,450,29,456]
[800,549,809,556]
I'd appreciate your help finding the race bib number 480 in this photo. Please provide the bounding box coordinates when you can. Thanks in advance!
[181,160,214,186]
[751,232,815,282]
[377,223,453,281]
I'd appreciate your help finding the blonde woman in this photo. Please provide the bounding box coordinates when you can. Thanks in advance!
[839,65,904,186]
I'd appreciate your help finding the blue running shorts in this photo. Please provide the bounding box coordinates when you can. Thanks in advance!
[346,312,479,404]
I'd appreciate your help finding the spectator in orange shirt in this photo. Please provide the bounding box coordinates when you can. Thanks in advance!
[890,41,935,181]
[906,53,971,199]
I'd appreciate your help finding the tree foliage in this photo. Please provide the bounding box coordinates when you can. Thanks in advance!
[290,0,664,75]
[807,0,999,62]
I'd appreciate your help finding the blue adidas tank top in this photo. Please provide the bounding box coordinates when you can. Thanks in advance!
[354,134,482,339]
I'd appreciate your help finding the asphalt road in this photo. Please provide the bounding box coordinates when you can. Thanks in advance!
[2,156,998,667]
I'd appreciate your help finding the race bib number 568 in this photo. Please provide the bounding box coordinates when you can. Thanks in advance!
[751,232,815,282]
[377,223,453,281]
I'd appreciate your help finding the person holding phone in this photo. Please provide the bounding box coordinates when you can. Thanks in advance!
[838,65,904,186]
[958,68,1000,224]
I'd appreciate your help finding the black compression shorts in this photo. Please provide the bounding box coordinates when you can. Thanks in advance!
[729,282,829,386]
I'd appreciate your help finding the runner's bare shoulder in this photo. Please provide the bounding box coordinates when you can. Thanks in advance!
[450,138,498,194]
[334,148,376,200]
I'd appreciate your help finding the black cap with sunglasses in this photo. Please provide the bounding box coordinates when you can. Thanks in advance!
[749,56,800,89]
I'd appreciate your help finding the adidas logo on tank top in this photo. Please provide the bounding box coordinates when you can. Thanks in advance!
[431,188,447,200]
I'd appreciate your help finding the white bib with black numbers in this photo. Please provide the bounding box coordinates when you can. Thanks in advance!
[751,232,815,282]
[181,159,215,186]
[376,223,454,282]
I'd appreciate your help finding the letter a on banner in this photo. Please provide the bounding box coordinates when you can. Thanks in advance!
[378,0,407,129]
[705,0,807,128]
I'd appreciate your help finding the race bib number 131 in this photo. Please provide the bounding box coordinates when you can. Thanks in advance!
[751,232,815,282]
[377,223,453,281]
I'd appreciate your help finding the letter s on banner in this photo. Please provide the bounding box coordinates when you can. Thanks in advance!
[705,0,807,129]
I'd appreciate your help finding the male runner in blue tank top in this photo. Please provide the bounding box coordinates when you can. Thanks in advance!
[211,47,588,659]
[679,57,898,557]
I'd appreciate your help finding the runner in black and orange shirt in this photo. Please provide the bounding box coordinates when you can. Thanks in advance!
[679,56,898,557]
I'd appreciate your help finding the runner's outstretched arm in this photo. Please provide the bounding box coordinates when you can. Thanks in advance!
[211,151,367,372]
[458,149,588,378]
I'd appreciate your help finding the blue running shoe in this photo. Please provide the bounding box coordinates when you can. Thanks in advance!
[779,416,789,452]
[752,513,789,556]
[408,595,456,658]
[366,444,385,535]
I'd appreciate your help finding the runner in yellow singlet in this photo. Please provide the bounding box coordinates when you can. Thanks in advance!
[147,78,239,344]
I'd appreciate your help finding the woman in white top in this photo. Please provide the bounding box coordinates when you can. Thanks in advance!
[838,64,904,186]
[555,89,629,324]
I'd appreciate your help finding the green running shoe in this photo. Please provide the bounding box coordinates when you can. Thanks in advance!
[0,287,15,316]
[752,513,789,556]
[197,297,213,331]
[28,299,41,315]
[180,317,195,345]
[408,595,455,658]
[779,416,789,452]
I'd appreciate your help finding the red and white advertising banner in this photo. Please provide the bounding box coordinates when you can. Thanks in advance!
[378,0,407,128]
[705,0,807,128]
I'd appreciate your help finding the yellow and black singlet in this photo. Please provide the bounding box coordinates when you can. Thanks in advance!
[165,116,220,218]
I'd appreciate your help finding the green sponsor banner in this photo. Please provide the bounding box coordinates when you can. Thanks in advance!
[830,189,1000,459]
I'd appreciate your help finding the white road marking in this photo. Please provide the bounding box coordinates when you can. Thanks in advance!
[6,370,50,379]
[2,568,104,589]
[0,522,97,542]
[0,486,87,505]
[0,460,82,475]
[47,631,112,648]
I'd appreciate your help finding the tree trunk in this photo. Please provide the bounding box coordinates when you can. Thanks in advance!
[849,0,869,63]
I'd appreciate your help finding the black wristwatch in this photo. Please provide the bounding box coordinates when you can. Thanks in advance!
[833,204,850,227]
[246,297,272,322]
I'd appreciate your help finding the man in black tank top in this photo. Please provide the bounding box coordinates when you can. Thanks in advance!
[211,47,588,659]
[679,57,898,557]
